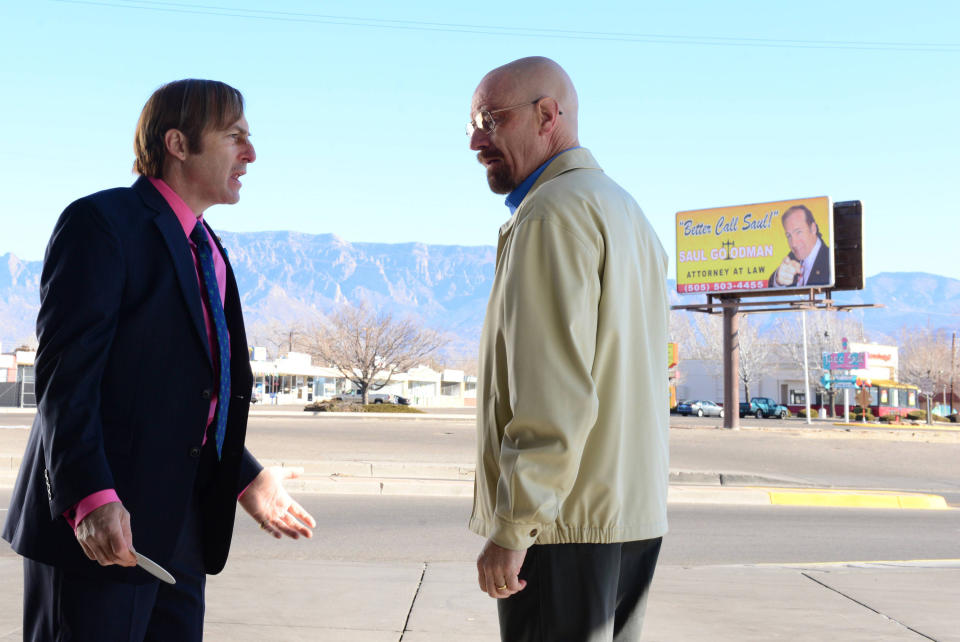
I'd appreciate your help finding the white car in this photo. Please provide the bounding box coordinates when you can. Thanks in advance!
[333,391,398,404]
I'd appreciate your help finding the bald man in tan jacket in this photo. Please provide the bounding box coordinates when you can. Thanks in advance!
[466,57,670,641]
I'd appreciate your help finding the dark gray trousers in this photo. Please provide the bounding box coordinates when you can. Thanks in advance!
[498,537,662,642]
[22,442,217,641]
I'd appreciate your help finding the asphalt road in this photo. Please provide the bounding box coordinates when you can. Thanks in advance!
[225,495,960,567]
[3,411,960,496]
[5,491,956,569]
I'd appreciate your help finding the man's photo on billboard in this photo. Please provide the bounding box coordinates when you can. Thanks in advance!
[768,204,830,288]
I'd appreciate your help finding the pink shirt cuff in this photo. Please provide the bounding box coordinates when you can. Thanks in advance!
[64,489,121,531]
[238,479,254,500]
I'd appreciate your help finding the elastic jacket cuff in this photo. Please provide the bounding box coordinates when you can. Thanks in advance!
[491,519,542,550]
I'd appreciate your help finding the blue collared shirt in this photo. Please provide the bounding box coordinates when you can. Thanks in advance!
[504,147,579,215]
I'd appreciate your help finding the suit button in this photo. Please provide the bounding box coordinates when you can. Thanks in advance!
[189,447,201,458]
[201,389,212,400]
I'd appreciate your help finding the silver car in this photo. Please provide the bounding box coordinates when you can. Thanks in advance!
[677,399,725,418]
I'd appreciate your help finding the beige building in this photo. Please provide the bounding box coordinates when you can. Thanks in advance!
[249,349,476,407]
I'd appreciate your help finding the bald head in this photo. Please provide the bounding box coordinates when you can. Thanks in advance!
[469,57,580,194]
[479,57,579,138]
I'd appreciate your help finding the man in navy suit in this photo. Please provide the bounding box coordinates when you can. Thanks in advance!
[768,204,831,287]
[2,79,316,641]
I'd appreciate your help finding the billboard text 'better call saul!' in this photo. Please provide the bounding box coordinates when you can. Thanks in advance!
[676,196,834,294]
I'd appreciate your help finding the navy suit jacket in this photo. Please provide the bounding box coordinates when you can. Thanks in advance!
[2,177,261,582]
[767,241,831,288]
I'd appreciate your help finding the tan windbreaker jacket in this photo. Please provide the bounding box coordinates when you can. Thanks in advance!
[468,148,670,550]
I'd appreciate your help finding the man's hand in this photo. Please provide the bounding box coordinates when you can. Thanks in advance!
[75,501,137,567]
[477,539,527,599]
[775,256,802,286]
[239,466,316,539]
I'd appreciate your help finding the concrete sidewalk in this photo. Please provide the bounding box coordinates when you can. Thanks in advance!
[1,557,958,640]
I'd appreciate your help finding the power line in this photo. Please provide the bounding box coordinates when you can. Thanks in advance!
[50,0,960,53]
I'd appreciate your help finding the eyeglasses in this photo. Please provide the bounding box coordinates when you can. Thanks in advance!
[466,97,561,136]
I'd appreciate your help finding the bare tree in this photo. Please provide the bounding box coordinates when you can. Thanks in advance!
[737,317,773,403]
[248,320,309,358]
[899,323,953,406]
[669,310,696,353]
[306,303,447,404]
[426,352,479,377]
[677,311,723,368]
[773,311,867,414]
[14,336,38,351]
[422,342,481,377]
[671,311,778,406]
[668,311,694,388]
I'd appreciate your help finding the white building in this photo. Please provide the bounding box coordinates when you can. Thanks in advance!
[677,357,808,408]
[849,342,898,382]
[0,346,37,408]
[248,349,476,407]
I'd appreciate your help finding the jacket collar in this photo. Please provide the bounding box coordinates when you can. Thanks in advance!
[526,147,600,198]
[498,147,602,239]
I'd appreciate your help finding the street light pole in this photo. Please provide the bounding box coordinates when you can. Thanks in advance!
[951,332,956,416]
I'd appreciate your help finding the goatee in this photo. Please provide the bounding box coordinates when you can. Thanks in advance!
[478,153,516,195]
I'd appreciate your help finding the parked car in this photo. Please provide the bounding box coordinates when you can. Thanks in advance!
[332,391,399,404]
[677,399,725,418]
[739,397,789,419]
[395,395,411,406]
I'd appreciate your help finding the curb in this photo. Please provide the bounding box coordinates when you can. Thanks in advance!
[0,470,948,509]
[0,455,951,510]
[667,486,950,509]
[258,463,809,488]
[668,470,812,487]
[260,462,953,509]
[829,421,960,433]
[766,488,950,509]
[275,477,954,509]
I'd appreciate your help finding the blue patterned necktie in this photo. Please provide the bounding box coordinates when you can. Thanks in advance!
[190,220,230,459]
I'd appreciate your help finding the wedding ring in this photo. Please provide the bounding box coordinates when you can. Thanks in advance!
[495,584,507,591]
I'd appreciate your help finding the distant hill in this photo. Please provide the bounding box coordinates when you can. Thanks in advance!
[2,233,957,351]
[668,272,960,340]
[0,232,496,353]
[0,253,42,351]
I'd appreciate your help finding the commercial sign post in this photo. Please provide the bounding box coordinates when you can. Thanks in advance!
[830,376,858,389]
[822,351,867,370]
[676,196,834,295]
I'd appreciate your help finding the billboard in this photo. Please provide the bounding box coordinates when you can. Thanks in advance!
[676,196,833,294]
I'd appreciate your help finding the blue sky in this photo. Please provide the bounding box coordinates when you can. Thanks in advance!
[2,1,958,281]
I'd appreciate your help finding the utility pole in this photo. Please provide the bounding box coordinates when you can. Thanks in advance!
[951,332,956,415]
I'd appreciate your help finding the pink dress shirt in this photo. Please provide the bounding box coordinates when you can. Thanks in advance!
[64,178,229,530]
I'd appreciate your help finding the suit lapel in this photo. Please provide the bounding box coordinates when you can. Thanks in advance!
[135,178,212,364]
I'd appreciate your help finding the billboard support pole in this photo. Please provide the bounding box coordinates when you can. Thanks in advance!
[722,297,740,430]
[802,310,812,424]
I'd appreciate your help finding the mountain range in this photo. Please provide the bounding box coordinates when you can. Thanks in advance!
[2,232,957,352]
